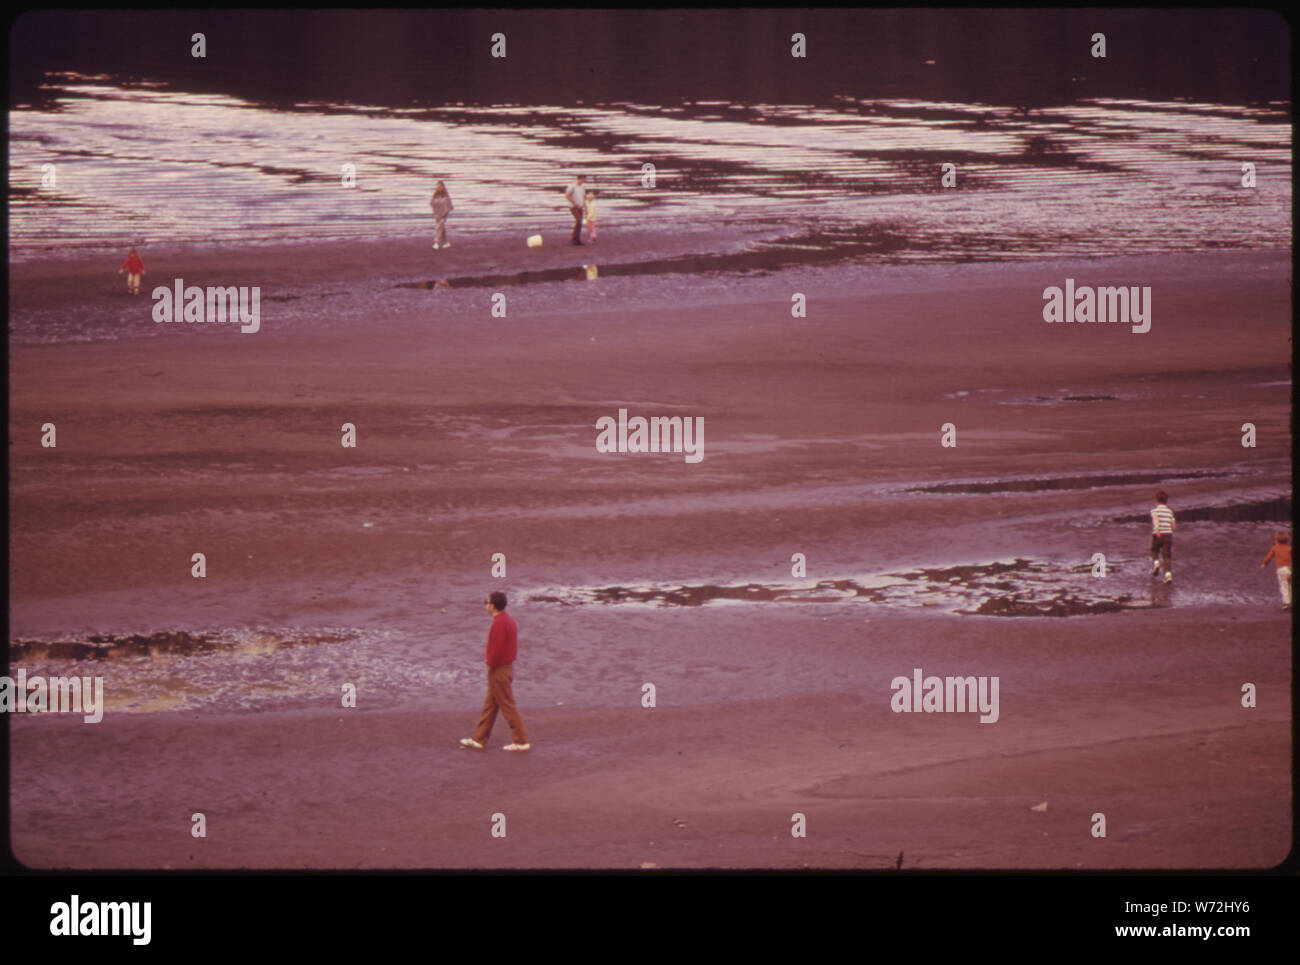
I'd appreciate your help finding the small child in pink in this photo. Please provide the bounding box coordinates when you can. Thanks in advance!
[585,190,597,242]
[119,248,146,295]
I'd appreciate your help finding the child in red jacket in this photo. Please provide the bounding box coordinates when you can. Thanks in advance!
[119,247,146,295]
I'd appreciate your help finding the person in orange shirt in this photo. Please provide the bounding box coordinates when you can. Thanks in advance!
[1259,532,1292,610]
[118,247,146,295]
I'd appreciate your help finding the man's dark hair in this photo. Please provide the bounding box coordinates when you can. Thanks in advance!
[489,591,508,611]
[1154,490,1168,503]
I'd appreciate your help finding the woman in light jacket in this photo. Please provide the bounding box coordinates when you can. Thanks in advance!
[431,181,454,249]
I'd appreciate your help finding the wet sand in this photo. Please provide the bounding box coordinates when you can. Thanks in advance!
[9,606,1291,870]
[7,239,1293,868]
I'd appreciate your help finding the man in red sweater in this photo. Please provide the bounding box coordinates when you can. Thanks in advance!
[461,591,530,751]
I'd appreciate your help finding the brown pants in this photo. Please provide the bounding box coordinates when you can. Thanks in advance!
[472,663,528,744]
[570,205,585,244]
[1150,533,1173,571]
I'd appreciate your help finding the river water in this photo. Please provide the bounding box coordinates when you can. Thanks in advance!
[10,76,1291,263]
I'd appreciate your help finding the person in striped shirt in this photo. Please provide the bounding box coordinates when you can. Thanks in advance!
[1150,490,1175,583]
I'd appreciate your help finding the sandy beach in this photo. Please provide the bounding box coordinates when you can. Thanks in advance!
[7,236,1292,869]
[9,605,1291,870]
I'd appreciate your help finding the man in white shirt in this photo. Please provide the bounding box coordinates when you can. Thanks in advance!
[564,174,587,246]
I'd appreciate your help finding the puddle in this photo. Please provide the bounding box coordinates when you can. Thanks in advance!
[5,625,437,716]
[530,557,1153,617]
[908,470,1240,495]
[396,225,911,291]
[9,627,358,662]
[1112,495,1291,524]
[1027,393,1120,403]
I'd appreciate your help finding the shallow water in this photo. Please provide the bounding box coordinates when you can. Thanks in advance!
[10,469,1290,715]
[10,78,1290,263]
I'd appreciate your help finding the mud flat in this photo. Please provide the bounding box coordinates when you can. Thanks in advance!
[8,247,1292,867]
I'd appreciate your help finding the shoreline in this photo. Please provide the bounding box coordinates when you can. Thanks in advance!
[10,229,1291,344]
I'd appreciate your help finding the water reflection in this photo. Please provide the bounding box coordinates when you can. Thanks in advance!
[8,77,1290,262]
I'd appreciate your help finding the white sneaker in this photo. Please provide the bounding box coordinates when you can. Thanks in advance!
[502,743,531,752]
[459,738,483,749]
[432,243,440,249]
[1151,560,1161,577]
[442,242,450,249]
[1163,572,1173,584]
